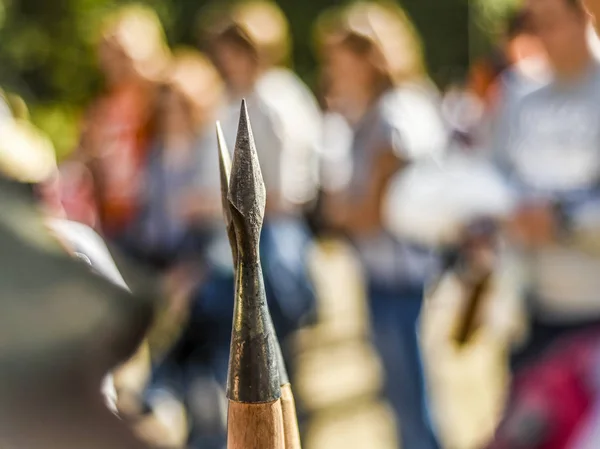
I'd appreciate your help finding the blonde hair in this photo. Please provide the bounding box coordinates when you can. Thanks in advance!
[100,4,170,82]
[200,0,292,68]
[163,48,224,127]
[315,1,427,85]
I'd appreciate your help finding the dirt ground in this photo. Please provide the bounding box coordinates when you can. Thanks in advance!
[298,240,512,449]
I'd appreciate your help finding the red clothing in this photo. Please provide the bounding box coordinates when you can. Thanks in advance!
[488,332,600,449]
[73,83,153,236]
[59,161,98,228]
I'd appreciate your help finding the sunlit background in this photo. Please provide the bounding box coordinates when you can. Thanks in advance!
[2,0,598,449]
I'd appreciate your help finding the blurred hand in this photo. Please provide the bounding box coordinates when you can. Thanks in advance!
[346,201,381,235]
[507,202,557,248]
[177,193,221,222]
[324,194,380,236]
[134,411,188,449]
[323,194,351,229]
[162,263,199,317]
[459,220,499,278]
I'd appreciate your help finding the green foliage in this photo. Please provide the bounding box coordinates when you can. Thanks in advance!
[0,0,470,156]
[0,0,174,155]
[473,0,521,37]
[29,104,80,160]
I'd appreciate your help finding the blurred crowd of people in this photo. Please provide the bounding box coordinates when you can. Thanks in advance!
[5,0,600,448]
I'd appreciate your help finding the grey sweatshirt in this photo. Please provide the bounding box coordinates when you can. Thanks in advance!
[493,61,600,322]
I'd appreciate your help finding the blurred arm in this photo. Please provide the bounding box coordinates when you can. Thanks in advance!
[331,147,403,236]
[506,190,600,255]
[360,148,404,228]
[134,387,189,448]
[113,341,152,416]
[261,110,291,215]
[486,81,520,176]
[177,190,223,222]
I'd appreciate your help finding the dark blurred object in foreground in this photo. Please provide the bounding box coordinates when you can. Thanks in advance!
[0,174,157,448]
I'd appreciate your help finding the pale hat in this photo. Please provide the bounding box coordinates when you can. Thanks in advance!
[0,119,57,184]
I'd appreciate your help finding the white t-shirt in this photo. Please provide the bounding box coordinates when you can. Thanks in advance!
[217,71,321,211]
[322,82,447,200]
[322,82,448,285]
[256,68,322,205]
[216,92,285,204]
[383,152,515,246]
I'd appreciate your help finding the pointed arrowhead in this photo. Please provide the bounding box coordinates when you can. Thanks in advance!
[228,99,266,250]
[225,101,280,403]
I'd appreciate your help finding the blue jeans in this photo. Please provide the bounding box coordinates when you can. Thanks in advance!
[369,287,440,449]
[260,217,317,341]
[195,216,317,356]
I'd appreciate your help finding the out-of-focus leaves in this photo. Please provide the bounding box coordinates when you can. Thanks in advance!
[3,21,51,70]
[473,0,521,39]
[0,0,6,30]
[30,104,80,159]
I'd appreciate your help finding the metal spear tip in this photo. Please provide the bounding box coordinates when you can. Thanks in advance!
[228,99,266,253]
[227,285,281,403]
[225,101,280,403]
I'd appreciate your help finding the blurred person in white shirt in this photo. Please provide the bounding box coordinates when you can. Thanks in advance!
[200,0,321,214]
[316,3,447,449]
[490,0,600,373]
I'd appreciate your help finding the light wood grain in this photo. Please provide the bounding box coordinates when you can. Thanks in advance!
[281,384,302,449]
[227,399,285,449]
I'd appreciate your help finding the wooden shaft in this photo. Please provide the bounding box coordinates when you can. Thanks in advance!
[227,399,285,449]
[280,384,302,449]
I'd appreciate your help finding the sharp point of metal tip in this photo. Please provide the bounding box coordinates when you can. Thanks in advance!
[227,99,266,241]
[224,102,281,403]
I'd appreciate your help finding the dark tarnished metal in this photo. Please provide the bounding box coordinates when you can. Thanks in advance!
[0,174,157,449]
[217,118,289,387]
[221,100,281,404]
[228,100,266,258]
